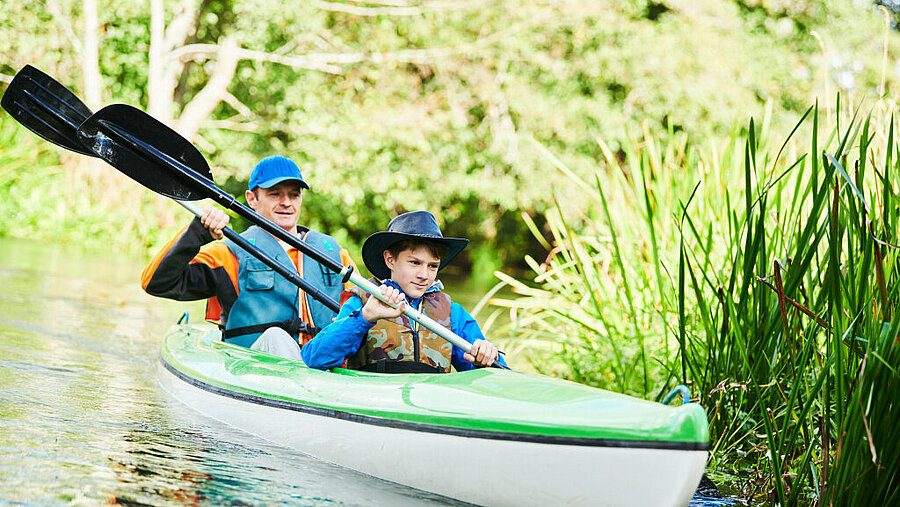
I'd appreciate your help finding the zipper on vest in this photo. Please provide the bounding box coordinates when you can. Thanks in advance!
[411,300,421,363]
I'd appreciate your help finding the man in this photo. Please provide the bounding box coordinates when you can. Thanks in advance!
[141,155,355,359]
[301,210,505,372]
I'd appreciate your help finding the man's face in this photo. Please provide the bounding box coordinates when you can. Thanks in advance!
[246,181,303,234]
[384,245,441,300]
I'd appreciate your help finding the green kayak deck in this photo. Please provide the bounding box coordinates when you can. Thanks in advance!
[162,324,708,449]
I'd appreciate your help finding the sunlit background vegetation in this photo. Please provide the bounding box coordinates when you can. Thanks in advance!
[2,1,899,504]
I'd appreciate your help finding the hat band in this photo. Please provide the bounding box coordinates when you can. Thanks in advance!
[391,232,443,238]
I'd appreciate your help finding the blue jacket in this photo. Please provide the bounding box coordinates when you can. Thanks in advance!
[301,280,507,371]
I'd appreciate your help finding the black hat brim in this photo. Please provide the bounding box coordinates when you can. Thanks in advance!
[361,231,469,280]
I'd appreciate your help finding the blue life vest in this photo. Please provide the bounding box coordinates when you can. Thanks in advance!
[222,226,343,348]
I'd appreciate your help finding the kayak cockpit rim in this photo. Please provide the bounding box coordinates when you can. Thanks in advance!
[160,356,709,452]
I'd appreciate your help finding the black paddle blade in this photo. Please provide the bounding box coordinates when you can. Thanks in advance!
[1,65,96,156]
[77,104,214,201]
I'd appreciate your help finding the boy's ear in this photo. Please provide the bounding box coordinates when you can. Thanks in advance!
[383,250,395,271]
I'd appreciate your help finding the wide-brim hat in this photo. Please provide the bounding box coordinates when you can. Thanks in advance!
[249,155,310,190]
[362,211,469,280]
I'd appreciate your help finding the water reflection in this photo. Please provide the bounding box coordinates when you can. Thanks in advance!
[104,405,467,506]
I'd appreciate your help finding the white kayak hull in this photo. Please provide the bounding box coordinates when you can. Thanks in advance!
[159,360,707,506]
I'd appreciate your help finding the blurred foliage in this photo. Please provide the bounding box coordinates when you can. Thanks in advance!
[0,114,170,251]
[1,0,899,277]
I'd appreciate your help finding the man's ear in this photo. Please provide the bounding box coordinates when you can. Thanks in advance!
[383,250,395,271]
[245,189,257,210]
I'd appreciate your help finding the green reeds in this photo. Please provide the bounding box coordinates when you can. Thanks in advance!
[487,101,900,504]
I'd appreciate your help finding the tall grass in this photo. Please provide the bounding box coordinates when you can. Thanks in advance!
[485,100,899,504]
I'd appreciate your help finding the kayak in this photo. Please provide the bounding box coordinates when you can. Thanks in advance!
[158,324,709,506]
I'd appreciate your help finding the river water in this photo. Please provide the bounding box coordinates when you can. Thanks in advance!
[0,237,464,505]
[0,237,737,506]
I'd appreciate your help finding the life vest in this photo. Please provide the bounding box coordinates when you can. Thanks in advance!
[350,285,453,373]
[221,225,343,348]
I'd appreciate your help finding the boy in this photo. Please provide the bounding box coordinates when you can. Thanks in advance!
[301,211,505,372]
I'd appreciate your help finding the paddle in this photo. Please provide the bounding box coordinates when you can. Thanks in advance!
[76,103,508,368]
[0,66,338,312]
[0,65,95,156]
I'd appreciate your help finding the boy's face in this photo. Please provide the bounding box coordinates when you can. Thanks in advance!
[384,245,441,299]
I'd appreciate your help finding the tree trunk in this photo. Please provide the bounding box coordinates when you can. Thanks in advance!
[148,0,199,126]
[81,0,101,110]
[148,0,172,123]
[76,0,112,199]
[176,38,240,143]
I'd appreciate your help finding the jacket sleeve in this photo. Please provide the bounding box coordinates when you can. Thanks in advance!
[141,218,238,302]
[449,302,509,371]
[301,296,373,369]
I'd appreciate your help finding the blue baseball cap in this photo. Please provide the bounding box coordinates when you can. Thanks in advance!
[248,155,310,191]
